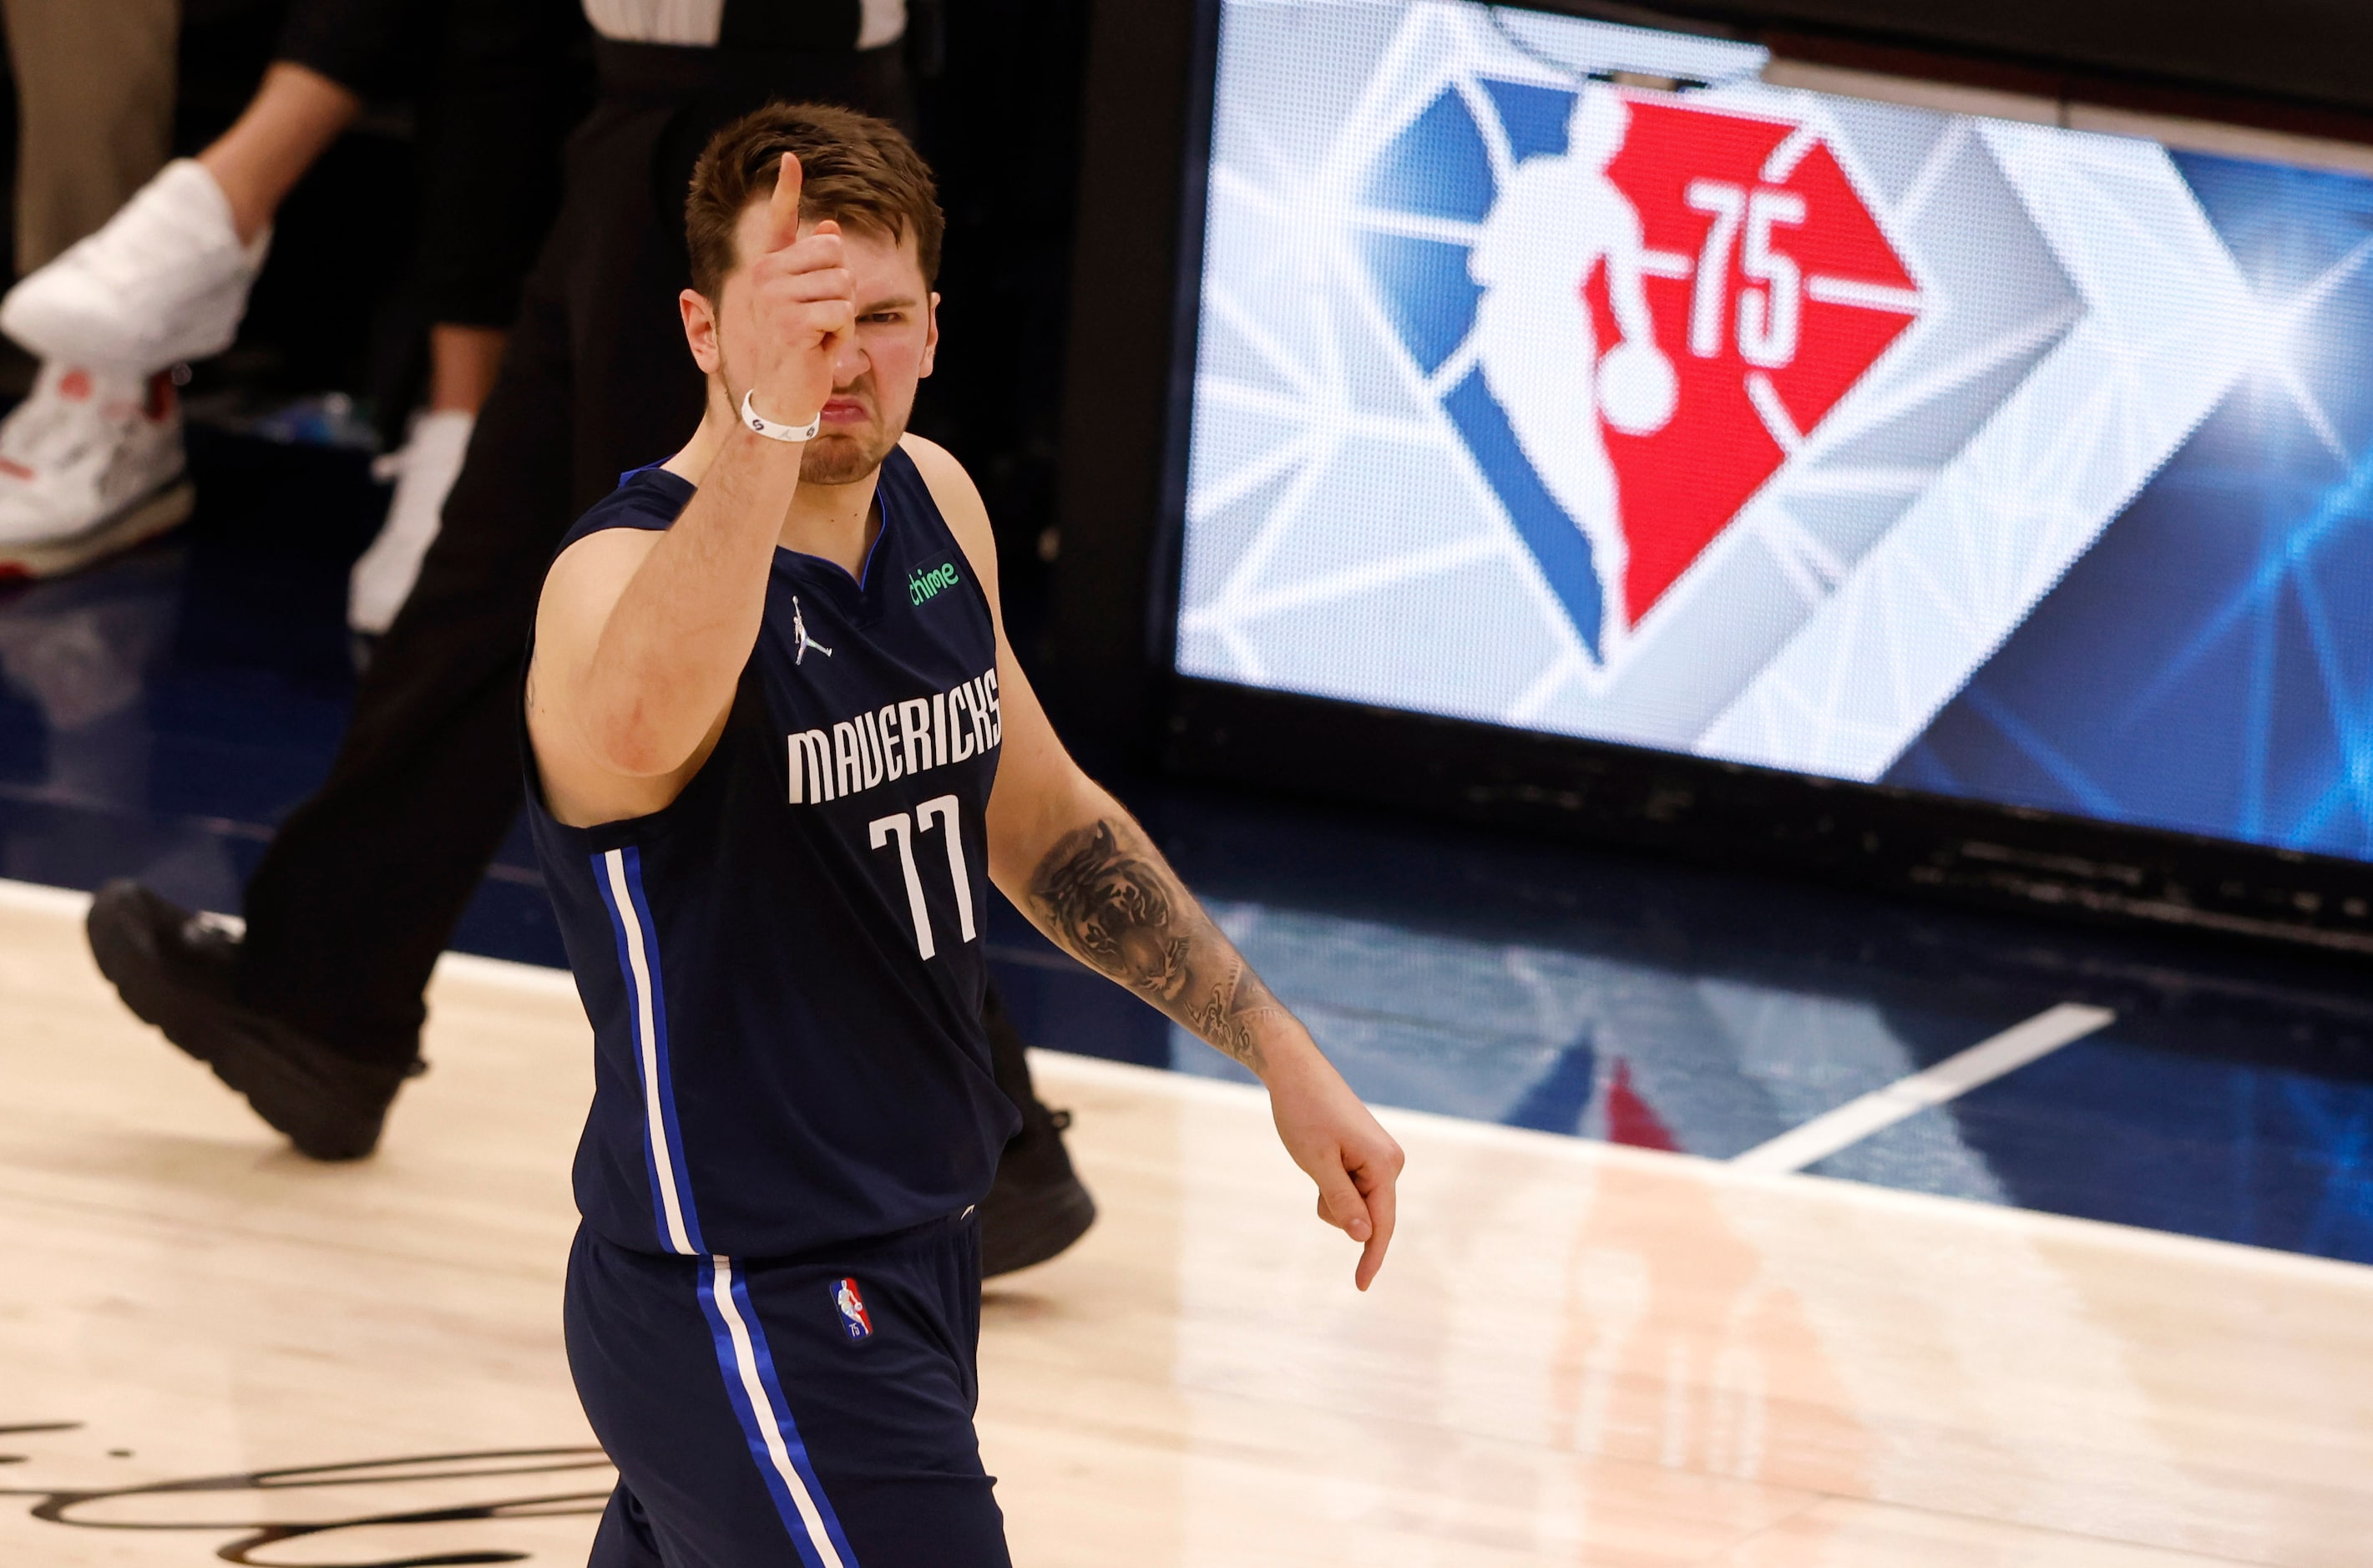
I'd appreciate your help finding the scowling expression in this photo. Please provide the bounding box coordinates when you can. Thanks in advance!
[694,199,939,487]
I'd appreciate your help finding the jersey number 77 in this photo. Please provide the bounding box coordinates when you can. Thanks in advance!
[868,794,976,959]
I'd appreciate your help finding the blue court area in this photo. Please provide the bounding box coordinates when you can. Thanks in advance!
[8,432,2373,1267]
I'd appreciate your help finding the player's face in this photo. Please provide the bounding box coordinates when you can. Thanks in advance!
[718,200,939,487]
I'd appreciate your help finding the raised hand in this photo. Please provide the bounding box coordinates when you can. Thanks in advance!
[744,153,856,430]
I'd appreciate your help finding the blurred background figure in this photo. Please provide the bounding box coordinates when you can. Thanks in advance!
[0,0,583,636]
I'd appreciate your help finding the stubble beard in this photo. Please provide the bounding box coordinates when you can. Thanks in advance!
[799,422,901,486]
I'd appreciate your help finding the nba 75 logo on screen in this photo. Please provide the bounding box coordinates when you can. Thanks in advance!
[1361,79,1924,673]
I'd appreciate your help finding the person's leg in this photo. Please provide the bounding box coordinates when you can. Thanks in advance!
[0,58,359,377]
[79,140,604,1151]
[979,984,1096,1275]
[564,1233,800,1566]
[0,27,362,578]
[585,1484,666,1568]
[0,18,367,576]
[428,324,509,413]
[85,81,760,1103]
[567,1223,1011,1568]
[195,63,362,246]
[753,1215,1011,1565]
[82,104,645,1144]
[348,0,589,635]
[239,95,706,1059]
[237,245,592,1061]
[412,0,586,341]
[0,0,178,274]
[738,1218,1012,1565]
[0,0,429,382]
[0,0,187,576]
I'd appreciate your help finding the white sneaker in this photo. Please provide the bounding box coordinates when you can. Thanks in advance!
[0,159,271,371]
[349,408,472,634]
[0,362,193,579]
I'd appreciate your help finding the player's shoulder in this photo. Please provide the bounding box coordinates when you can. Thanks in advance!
[896,434,1000,597]
[552,466,691,567]
[898,433,982,506]
[897,436,990,538]
[541,470,684,614]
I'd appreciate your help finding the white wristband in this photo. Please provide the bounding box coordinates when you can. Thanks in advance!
[741,388,821,443]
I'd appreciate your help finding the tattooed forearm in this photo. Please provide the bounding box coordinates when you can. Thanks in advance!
[1028,817,1287,1073]
[1030,820,1190,999]
[1181,961,1284,1074]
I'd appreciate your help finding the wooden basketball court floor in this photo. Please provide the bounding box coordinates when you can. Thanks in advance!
[1,881,2368,1567]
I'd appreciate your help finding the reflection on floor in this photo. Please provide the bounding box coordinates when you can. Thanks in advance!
[3,891,2367,1568]
[3,433,2372,1268]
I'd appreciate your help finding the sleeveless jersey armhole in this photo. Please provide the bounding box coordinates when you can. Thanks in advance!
[524,465,727,850]
[882,445,999,628]
[552,468,697,560]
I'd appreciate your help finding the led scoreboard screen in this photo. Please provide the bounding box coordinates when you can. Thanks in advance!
[1171,0,2373,865]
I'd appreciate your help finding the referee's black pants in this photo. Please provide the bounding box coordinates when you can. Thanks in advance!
[233,43,1026,1080]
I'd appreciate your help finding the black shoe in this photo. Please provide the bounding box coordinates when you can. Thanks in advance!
[85,880,419,1161]
[980,1095,1098,1279]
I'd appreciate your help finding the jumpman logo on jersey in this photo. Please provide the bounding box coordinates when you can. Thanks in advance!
[792,595,833,665]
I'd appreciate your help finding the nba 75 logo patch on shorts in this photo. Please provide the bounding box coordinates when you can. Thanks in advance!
[833,1277,873,1341]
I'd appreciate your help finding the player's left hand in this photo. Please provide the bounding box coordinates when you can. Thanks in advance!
[1263,1041,1404,1291]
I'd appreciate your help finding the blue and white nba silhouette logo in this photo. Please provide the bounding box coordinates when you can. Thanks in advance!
[1355,77,1920,672]
[833,1276,873,1341]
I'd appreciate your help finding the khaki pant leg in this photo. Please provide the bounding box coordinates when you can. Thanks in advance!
[0,0,180,272]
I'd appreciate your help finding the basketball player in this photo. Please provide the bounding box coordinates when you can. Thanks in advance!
[86,8,1100,1281]
[526,104,1403,1562]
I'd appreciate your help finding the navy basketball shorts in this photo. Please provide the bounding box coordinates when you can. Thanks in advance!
[564,1211,1010,1567]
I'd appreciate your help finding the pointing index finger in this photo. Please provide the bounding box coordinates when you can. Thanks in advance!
[767,152,804,253]
[1354,1164,1395,1291]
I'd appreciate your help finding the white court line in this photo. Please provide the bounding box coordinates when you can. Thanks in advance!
[1729,1001,2117,1175]
[1036,1045,2373,1286]
[0,878,94,918]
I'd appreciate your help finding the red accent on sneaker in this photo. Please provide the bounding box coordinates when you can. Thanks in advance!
[0,458,34,480]
[57,368,91,401]
[145,371,176,422]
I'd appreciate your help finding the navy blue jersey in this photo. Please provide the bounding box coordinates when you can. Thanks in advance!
[527,444,1020,1261]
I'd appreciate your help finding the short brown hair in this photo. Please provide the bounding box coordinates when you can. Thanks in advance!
[685,102,943,301]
